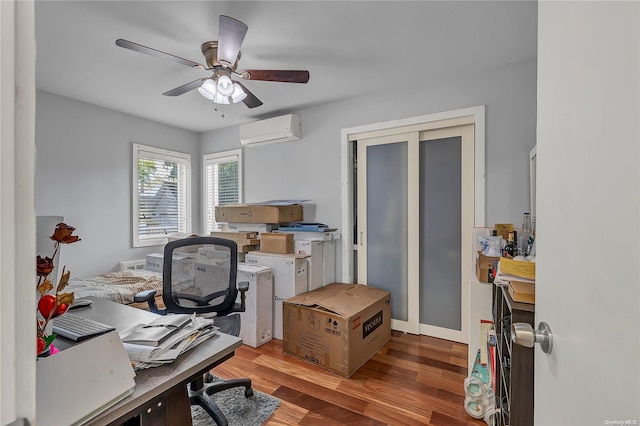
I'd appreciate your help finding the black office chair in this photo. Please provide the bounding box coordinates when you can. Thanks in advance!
[134,236,253,426]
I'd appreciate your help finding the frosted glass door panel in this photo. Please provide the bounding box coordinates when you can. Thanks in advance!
[419,137,461,330]
[366,142,408,321]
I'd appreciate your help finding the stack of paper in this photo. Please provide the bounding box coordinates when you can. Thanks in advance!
[119,313,218,370]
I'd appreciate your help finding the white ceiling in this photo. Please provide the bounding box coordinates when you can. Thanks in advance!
[35,1,537,133]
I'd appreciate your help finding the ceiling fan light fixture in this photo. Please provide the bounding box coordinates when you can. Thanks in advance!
[231,83,247,103]
[213,93,231,105]
[216,74,234,96]
[198,79,217,100]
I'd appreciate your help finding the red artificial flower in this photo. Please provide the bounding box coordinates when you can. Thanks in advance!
[36,255,55,277]
[50,223,81,244]
[37,223,80,356]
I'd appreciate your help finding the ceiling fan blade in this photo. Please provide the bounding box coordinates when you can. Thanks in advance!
[217,15,248,68]
[162,79,206,96]
[239,70,310,83]
[234,82,263,108]
[116,39,206,69]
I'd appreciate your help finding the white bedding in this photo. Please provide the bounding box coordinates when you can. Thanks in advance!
[67,270,163,304]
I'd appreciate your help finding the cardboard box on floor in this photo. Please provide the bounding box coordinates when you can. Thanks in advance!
[282,283,391,378]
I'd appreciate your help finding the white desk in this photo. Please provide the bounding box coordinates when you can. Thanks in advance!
[57,297,242,426]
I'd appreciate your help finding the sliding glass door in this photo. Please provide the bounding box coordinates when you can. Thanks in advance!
[357,124,474,341]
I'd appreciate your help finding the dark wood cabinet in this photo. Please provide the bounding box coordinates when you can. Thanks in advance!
[492,284,535,426]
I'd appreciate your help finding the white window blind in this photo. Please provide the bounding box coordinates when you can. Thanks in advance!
[203,149,242,234]
[133,143,191,247]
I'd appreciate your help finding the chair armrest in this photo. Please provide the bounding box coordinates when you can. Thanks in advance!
[235,281,250,312]
[133,289,164,314]
[134,289,156,303]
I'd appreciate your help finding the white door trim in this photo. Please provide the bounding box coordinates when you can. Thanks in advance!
[0,1,37,424]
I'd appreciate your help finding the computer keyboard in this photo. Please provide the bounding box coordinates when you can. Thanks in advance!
[52,313,116,342]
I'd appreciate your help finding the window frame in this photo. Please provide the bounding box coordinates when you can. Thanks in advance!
[203,149,243,234]
[132,143,192,247]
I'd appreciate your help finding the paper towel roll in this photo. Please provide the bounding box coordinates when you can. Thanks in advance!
[464,396,486,419]
[464,376,486,398]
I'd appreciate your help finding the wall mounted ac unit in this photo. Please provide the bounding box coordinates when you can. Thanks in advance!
[240,114,301,147]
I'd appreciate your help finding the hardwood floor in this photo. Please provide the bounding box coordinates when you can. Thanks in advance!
[211,331,486,425]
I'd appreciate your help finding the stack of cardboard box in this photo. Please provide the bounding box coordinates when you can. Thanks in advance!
[214,203,309,340]
[214,203,304,255]
[209,231,260,254]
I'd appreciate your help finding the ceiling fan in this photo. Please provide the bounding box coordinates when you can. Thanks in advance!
[115,15,309,109]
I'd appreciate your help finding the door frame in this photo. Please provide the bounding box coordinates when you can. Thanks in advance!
[340,106,485,341]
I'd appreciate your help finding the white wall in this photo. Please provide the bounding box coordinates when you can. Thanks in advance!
[35,58,536,279]
[35,90,201,277]
[201,59,537,279]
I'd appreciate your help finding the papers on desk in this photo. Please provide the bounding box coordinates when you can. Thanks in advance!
[120,314,218,370]
[122,313,194,346]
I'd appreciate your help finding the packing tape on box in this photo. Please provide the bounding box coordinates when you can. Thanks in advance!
[464,396,486,419]
[464,376,486,398]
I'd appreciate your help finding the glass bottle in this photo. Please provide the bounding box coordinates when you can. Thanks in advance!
[504,231,517,258]
[519,213,532,256]
[527,218,536,257]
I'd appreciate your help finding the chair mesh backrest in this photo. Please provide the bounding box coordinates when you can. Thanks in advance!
[162,236,238,315]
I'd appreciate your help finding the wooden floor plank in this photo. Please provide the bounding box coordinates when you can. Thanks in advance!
[262,399,308,426]
[386,348,468,375]
[273,386,386,426]
[211,333,486,425]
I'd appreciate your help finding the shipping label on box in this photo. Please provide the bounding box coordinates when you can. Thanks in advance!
[215,204,303,224]
[282,283,391,377]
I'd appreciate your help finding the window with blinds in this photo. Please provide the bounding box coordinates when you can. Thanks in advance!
[132,143,191,247]
[203,149,242,234]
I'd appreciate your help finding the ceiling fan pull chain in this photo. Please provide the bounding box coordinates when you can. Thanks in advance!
[214,103,226,118]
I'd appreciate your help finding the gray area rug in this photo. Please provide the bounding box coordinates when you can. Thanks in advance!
[191,376,281,426]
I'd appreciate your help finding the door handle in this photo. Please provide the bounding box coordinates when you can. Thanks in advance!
[511,321,553,354]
